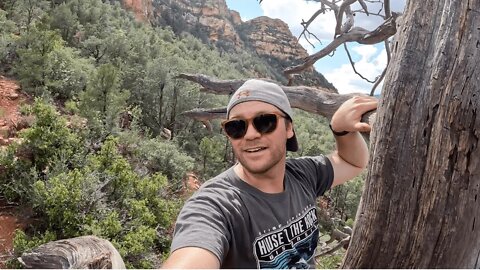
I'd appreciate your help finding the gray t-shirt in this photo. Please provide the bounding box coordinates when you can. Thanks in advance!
[170,155,334,268]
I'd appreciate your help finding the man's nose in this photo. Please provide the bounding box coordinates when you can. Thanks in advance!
[243,122,261,140]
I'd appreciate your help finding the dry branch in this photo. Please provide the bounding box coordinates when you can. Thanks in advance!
[178,73,377,138]
[384,0,391,18]
[316,236,351,257]
[344,43,376,83]
[358,0,370,15]
[335,0,357,36]
[284,9,398,78]
[19,236,125,269]
[175,73,246,95]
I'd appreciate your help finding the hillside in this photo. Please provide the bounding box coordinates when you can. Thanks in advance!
[0,77,31,268]
[121,0,337,91]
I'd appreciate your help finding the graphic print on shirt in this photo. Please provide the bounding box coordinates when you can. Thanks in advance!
[253,206,319,269]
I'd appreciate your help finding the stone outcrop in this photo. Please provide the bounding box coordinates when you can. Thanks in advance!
[121,0,153,22]
[121,0,336,91]
[240,16,309,61]
[152,0,244,48]
[123,0,307,62]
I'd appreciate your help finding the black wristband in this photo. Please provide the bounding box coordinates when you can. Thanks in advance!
[329,124,349,136]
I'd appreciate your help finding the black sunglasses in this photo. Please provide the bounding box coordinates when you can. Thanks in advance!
[221,112,286,139]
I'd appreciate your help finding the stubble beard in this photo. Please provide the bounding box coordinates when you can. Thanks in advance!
[233,147,286,176]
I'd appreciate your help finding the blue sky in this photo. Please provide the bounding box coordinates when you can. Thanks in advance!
[225,0,406,95]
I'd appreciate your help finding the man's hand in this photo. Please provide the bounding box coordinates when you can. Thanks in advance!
[328,96,378,187]
[330,96,378,133]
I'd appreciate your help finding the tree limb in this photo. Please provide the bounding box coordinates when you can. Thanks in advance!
[384,39,391,63]
[370,65,387,96]
[384,0,391,18]
[178,74,377,138]
[344,43,376,83]
[284,13,397,77]
[299,7,327,46]
[316,236,351,257]
[336,0,356,36]
[175,73,246,95]
[316,0,339,14]
[358,0,369,15]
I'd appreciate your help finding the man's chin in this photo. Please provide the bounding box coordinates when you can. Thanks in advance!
[240,161,271,175]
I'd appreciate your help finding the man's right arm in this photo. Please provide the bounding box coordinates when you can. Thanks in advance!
[161,247,220,269]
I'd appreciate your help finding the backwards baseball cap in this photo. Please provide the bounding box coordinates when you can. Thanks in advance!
[226,79,298,152]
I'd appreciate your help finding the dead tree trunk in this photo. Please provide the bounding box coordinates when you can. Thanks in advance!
[343,0,480,268]
[19,236,125,269]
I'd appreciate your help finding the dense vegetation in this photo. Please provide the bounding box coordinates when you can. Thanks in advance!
[0,0,364,267]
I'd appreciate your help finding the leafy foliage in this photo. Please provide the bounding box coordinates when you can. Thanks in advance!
[78,63,128,139]
[0,99,85,201]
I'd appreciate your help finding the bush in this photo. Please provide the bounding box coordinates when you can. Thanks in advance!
[135,138,195,190]
[0,99,85,202]
[14,136,182,268]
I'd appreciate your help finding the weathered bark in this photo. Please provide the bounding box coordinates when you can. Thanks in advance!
[343,0,480,268]
[19,236,125,269]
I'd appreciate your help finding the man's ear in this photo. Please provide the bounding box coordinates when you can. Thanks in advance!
[285,120,294,139]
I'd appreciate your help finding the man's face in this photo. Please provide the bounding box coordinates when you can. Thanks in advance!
[227,101,294,175]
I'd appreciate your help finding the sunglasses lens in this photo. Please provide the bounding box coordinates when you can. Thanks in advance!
[224,119,247,139]
[253,114,278,134]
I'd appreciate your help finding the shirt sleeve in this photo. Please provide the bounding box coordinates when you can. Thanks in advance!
[287,155,334,196]
[170,189,230,262]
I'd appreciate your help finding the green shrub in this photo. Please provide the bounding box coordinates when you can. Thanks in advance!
[18,136,181,268]
[136,138,195,189]
[0,99,85,202]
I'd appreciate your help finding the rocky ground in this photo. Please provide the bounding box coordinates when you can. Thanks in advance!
[0,76,28,146]
[0,76,30,267]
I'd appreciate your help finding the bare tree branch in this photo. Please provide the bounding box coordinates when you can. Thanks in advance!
[384,39,391,62]
[301,30,322,48]
[370,65,387,96]
[316,0,339,14]
[180,107,226,131]
[175,73,246,95]
[316,236,351,258]
[178,74,377,138]
[358,0,370,15]
[351,8,384,18]
[369,39,393,96]
[384,0,391,18]
[299,7,328,46]
[344,43,376,83]
[284,13,398,77]
[335,0,357,36]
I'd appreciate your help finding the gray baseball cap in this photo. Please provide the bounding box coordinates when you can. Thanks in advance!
[226,79,298,152]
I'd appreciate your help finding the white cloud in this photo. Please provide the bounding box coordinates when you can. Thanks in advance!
[257,0,405,94]
[322,45,387,95]
[260,0,336,40]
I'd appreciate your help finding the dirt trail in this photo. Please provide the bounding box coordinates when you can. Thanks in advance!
[0,205,23,267]
[0,76,30,267]
[0,76,28,145]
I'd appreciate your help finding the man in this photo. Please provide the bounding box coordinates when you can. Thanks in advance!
[162,79,377,268]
